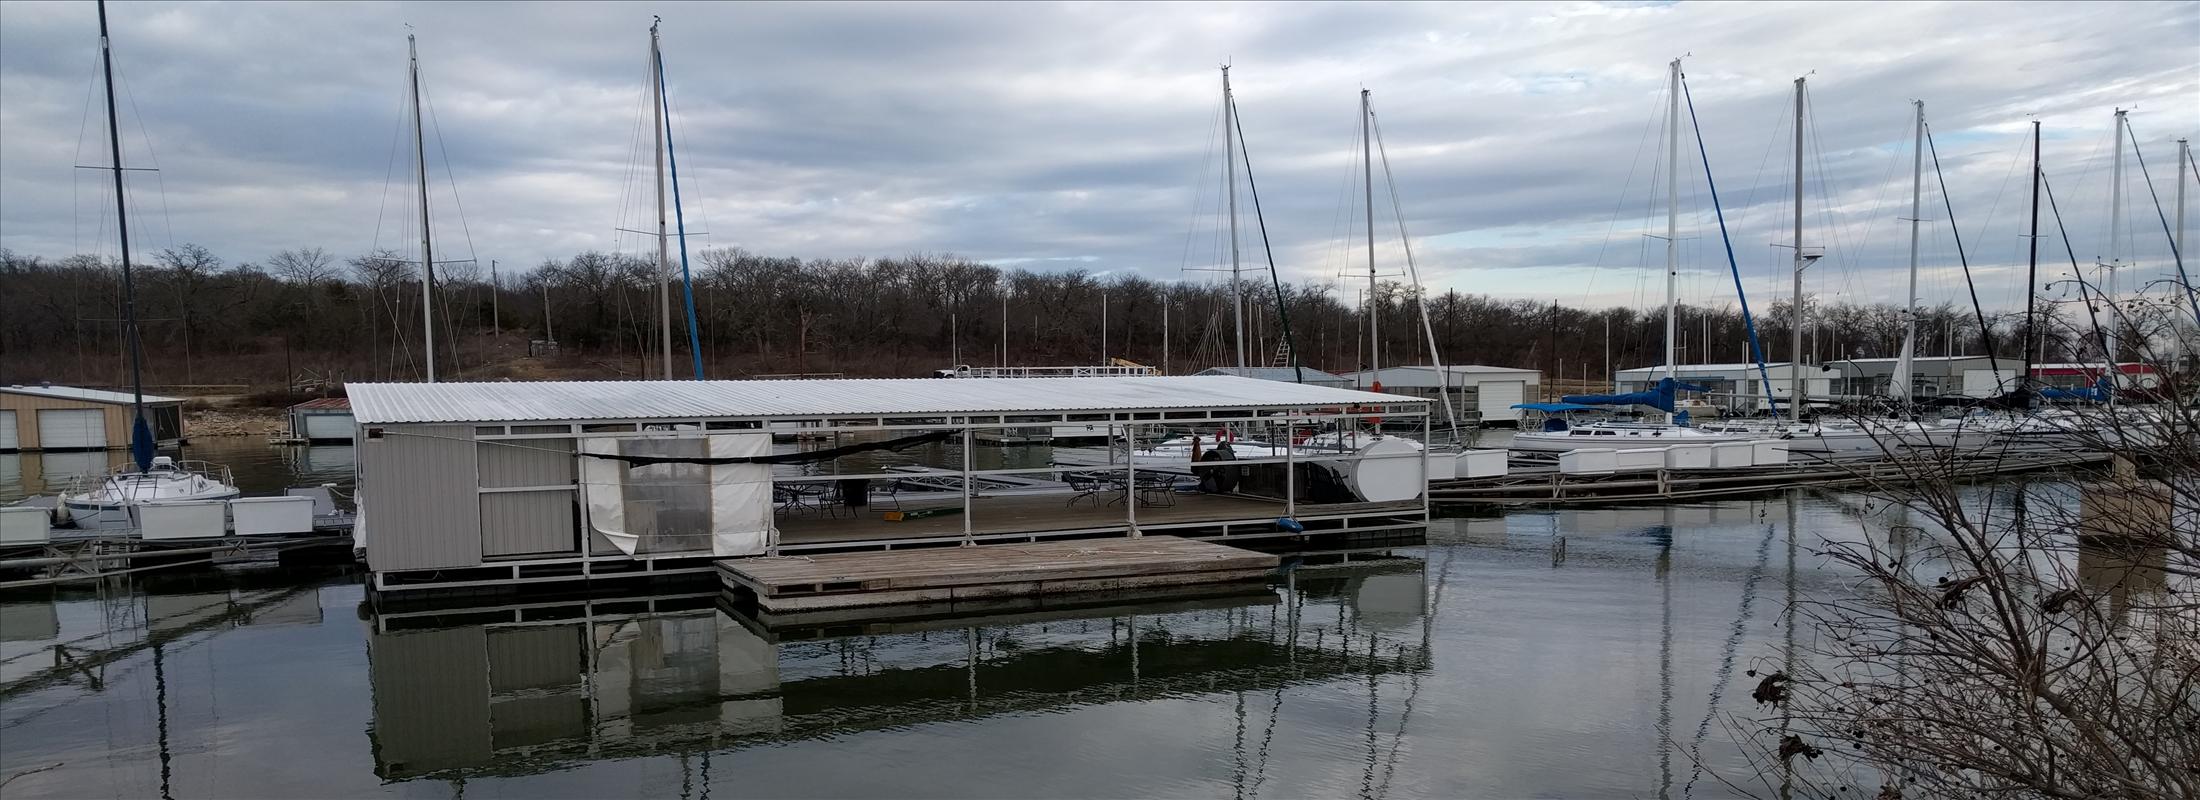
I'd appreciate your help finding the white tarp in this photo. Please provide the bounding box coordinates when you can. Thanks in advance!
[708,434,771,556]
[582,433,772,558]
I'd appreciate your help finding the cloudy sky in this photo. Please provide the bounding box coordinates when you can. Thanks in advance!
[2,1,2194,313]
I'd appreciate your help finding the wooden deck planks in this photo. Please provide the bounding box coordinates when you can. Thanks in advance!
[717,535,1280,612]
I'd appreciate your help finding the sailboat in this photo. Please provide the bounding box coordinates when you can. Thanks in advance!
[1512,60,1759,453]
[1698,92,1972,455]
[62,0,240,528]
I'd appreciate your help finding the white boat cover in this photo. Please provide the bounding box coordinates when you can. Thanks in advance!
[581,433,772,558]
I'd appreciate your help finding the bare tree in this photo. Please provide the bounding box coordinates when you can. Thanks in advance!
[1739,303,2197,799]
[266,247,338,285]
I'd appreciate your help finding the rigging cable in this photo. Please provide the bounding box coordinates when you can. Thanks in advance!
[2040,170,2108,358]
[1679,72,1780,414]
[418,73,480,374]
[1367,105,1462,438]
[1923,124,2001,382]
[2119,121,2200,325]
[1576,79,1673,310]
[1226,97,1306,387]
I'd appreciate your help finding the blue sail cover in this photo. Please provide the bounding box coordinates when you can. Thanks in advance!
[1562,377,1709,414]
[2040,376,2112,403]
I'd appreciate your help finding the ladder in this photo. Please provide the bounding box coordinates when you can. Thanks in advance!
[1268,339,1293,369]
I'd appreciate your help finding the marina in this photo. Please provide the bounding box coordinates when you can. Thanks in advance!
[0,2,2191,796]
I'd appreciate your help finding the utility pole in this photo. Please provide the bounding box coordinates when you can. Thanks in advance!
[490,258,500,337]
[1101,289,1109,364]
[1162,297,1171,375]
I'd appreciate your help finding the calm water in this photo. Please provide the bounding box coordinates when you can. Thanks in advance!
[0,438,2130,798]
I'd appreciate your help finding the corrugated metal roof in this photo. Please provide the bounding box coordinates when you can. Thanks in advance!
[290,397,353,411]
[348,376,1426,425]
[1,384,184,405]
[1193,367,1351,383]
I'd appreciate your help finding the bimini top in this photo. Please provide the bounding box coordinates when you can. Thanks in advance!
[2,384,184,405]
[347,376,1426,425]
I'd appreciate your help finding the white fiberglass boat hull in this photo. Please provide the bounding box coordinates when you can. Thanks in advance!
[62,458,242,529]
[1509,423,1758,453]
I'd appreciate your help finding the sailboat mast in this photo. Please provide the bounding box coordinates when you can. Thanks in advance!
[1362,88,1378,377]
[1897,100,1923,409]
[2024,119,2041,399]
[1224,66,1245,369]
[1663,59,1679,419]
[2178,139,2189,290]
[410,34,437,383]
[97,0,149,468]
[1788,76,1805,422]
[2105,109,2126,361]
[652,21,673,379]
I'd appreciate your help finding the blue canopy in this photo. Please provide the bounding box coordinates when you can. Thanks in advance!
[1511,402,1606,413]
[1561,377,1709,414]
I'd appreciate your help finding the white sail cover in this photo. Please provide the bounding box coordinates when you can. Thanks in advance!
[1890,330,1915,402]
[581,433,772,558]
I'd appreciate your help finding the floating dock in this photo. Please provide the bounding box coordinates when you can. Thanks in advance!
[717,535,1278,612]
[1431,448,2107,506]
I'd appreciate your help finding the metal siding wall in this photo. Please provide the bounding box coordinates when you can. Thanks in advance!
[478,438,574,487]
[480,492,577,557]
[364,424,485,571]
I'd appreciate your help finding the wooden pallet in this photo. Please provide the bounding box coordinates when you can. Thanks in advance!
[717,535,1278,612]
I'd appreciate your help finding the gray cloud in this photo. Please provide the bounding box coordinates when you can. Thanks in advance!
[2,1,2193,314]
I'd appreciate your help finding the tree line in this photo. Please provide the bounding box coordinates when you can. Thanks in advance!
[0,245,2117,388]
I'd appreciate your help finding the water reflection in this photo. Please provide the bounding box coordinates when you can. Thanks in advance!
[0,437,360,505]
[364,561,1435,786]
[1,493,1938,799]
[2077,536,2170,623]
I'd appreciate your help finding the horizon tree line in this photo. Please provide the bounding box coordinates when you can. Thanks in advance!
[0,244,2140,389]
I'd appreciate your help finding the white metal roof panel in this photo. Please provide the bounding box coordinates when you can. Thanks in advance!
[348,376,1426,425]
[1,385,184,405]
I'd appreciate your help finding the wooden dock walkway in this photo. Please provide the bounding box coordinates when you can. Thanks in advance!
[718,535,1279,613]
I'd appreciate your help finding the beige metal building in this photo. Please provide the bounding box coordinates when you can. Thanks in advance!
[1339,365,1542,426]
[1,384,185,452]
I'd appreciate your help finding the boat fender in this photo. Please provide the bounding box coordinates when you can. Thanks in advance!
[1275,517,1304,533]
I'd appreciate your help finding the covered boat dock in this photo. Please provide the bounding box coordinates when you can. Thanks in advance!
[349,376,1433,596]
